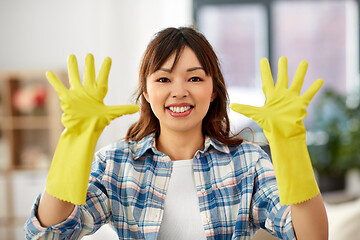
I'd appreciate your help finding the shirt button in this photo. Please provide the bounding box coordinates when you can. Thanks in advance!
[201,188,206,194]
[203,217,209,224]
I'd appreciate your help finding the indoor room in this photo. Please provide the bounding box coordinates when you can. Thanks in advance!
[0,0,359,239]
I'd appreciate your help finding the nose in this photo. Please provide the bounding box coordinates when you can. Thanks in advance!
[171,80,189,98]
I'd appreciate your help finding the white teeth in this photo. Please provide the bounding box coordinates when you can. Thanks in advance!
[169,106,191,113]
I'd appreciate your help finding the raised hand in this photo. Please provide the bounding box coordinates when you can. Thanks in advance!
[230,56,323,140]
[230,57,323,205]
[45,54,139,205]
[47,54,139,133]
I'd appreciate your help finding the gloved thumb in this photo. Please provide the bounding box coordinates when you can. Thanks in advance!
[229,103,261,121]
[106,104,140,120]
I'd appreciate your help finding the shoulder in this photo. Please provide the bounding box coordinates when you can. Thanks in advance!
[226,141,271,171]
[228,141,268,159]
[205,136,269,165]
[95,139,132,161]
[94,134,155,164]
[90,139,146,180]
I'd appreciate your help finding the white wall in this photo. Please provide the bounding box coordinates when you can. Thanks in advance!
[0,0,193,148]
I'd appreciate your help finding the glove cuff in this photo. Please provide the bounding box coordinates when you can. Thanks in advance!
[268,136,320,205]
[45,129,102,205]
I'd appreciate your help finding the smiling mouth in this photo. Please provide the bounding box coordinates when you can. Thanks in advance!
[166,106,194,113]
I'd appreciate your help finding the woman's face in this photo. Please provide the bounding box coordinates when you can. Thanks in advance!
[144,46,215,135]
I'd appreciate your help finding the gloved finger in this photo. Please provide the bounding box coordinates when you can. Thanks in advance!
[301,78,324,106]
[229,103,261,120]
[106,104,140,119]
[260,58,275,95]
[97,57,112,92]
[84,54,96,89]
[46,71,68,98]
[68,55,82,90]
[276,56,289,89]
[290,60,308,95]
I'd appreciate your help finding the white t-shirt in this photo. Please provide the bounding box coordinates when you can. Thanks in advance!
[158,159,207,239]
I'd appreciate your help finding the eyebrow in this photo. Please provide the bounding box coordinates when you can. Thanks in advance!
[159,67,204,73]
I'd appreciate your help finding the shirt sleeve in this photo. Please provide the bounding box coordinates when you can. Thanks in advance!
[24,155,112,239]
[250,149,296,240]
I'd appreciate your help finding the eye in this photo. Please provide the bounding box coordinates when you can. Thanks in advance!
[189,77,202,82]
[157,77,170,83]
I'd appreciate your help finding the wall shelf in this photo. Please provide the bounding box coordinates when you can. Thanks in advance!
[0,70,66,239]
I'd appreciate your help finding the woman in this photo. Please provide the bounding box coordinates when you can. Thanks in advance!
[25,27,328,239]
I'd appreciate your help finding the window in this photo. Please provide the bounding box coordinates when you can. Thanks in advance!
[272,0,358,98]
[197,3,268,132]
[194,0,359,133]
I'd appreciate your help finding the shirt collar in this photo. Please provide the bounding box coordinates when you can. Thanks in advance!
[132,133,159,159]
[132,133,230,159]
[202,135,230,154]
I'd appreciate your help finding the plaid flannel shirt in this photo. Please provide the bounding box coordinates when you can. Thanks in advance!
[25,133,295,239]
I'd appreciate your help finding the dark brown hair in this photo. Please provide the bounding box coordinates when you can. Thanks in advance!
[125,27,243,145]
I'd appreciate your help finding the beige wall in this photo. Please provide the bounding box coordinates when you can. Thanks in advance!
[0,0,193,148]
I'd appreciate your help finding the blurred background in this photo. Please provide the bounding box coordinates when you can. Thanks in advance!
[0,0,359,239]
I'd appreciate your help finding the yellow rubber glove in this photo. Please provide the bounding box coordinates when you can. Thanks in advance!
[45,54,139,205]
[230,57,323,205]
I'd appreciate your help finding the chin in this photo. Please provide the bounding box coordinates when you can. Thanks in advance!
[162,123,203,135]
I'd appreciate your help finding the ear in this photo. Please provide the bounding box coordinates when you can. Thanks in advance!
[143,91,150,103]
[211,92,217,102]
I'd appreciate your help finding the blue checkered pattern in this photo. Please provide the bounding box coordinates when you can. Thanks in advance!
[25,133,295,239]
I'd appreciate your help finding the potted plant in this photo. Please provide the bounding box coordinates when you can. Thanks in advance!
[309,89,360,192]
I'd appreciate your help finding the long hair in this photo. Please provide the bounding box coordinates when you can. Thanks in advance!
[126,27,243,146]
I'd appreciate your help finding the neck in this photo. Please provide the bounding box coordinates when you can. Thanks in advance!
[156,129,204,161]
